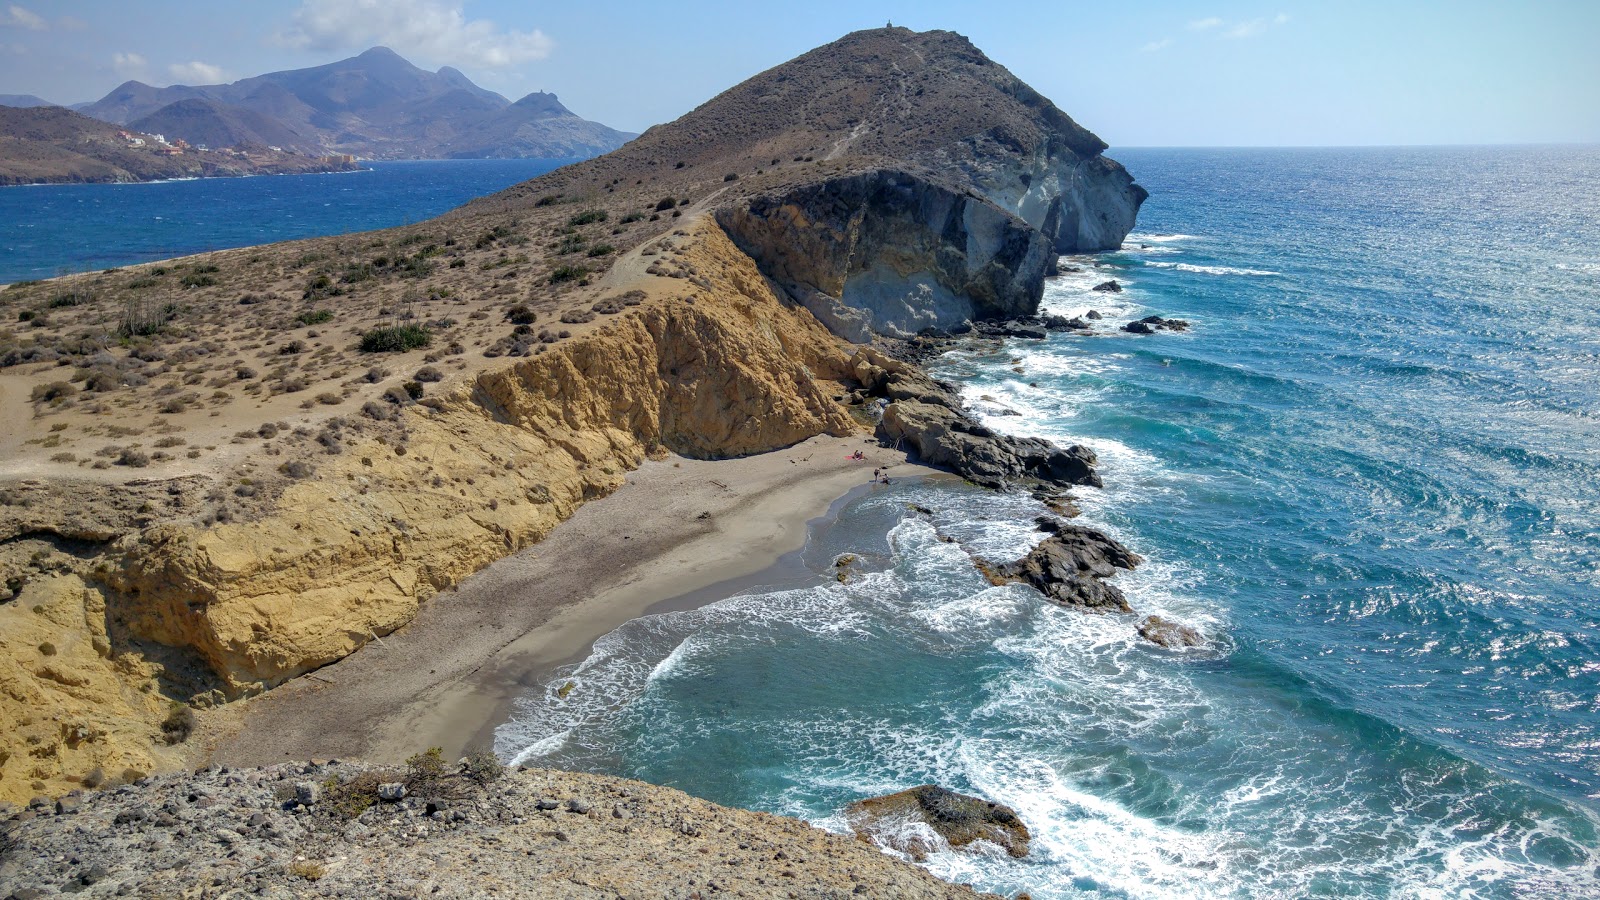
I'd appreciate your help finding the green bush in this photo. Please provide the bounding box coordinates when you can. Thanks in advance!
[296,309,335,326]
[180,273,217,288]
[586,244,616,258]
[567,209,608,226]
[549,264,589,284]
[359,325,432,353]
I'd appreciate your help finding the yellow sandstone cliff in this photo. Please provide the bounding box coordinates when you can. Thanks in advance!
[0,221,861,803]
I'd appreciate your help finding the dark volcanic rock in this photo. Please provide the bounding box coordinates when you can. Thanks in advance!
[850,349,1102,490]
[1084,309,1103,320]
[1092,280,1123,293]
[1137,615,1204,648]
[1121,315,1190,335]
[974,320,1048,340]
[846,785,1030,859]
[878,401,1101,489]
[717,168,1054,342]
[983,523,1141,612]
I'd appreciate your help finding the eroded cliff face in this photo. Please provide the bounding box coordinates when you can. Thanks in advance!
[716,169,1054,342]
[0,221,859,803]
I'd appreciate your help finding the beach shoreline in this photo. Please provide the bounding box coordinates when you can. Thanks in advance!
[209,433,937,768]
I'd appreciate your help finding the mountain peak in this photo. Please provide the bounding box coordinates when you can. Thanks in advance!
[358,46,403,60]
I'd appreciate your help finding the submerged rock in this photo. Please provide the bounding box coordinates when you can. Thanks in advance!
[1122,315,1190,335]
[982,522,1141,612]
[846,785,1030,860]
[1137,615,1205,648]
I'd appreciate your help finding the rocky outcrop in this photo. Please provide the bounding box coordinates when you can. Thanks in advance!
[717,169,1053,342]
[981,518,1141,612]
[845,784,1030,860]
[0,762,989,899]
[847,348,1102,490]
[1137,615,1204,648]
[1122,315,1191,335]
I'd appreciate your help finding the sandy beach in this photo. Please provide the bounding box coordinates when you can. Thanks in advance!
[212,433,936,767]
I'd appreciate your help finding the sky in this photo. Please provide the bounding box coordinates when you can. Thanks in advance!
[2,0,1597,147]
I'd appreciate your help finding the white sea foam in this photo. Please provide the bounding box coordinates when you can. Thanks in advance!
[1126,232,1197,244]
[1144,261,1281,277]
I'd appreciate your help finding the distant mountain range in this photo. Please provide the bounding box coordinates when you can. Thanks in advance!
[8,47,634,161]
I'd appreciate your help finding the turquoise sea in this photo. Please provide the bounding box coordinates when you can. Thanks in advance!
[0,158,572,284]
[495,146,1600,898]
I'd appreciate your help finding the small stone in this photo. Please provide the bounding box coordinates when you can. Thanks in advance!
[378,783,408,802]
[566,798,590,814]
[294,781,321,806]
[536,798,560,811]
[55,796,82,815]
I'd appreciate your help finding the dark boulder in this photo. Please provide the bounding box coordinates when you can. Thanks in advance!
[1092,280,1122,293]
[1084,309,1102,320]
[845,785,1030,860]
[1137,615,1204,648]
[1122,320,1156,334]
[982,523,1140,612]
[877,400,1101,489]
[1123,315,1190,334]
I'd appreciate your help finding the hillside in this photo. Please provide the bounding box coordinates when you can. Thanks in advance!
[0,105,361,185]
[0,24,1139,847]
[78,47,635,160]
[0,761,988,898]
[129,97,318,154]
[0,94,54,109]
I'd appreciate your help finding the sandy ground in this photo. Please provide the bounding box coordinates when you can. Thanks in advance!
[212,433,936,767]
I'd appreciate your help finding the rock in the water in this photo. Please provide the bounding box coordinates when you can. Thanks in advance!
[1137,615,1204,648]
[845,785,1030,860]
[1085,309,1103,320]
[983,524,1140,612]
[1122,315,1190,335]
[877,400,1101,489]
[1092,280,1122,293]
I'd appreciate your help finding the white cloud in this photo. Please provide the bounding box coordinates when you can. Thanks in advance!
[168,61,227,84]
[1,4,46,30]
[1187,17,1223,31]
[1225,18,1271,38]
[278,0,552,68]
[1142,38,1174,52]
[112,51,148,79]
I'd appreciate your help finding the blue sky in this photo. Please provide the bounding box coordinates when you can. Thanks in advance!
[3,1,1596,146]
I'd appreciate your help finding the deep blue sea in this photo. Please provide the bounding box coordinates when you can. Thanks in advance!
[0,158,573,284]
[495,146,1600,898]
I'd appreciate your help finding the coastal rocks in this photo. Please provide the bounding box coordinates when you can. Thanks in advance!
[717,169,1054,341]
[981,519,1141,612]
[1092,280,1122,293]
[878,401,1101,490]
[849,347,1103,491]
[1137,615,1204,649]
[0,763,988,899]
[1122,315,1190,335]
[845,785,1030,860]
